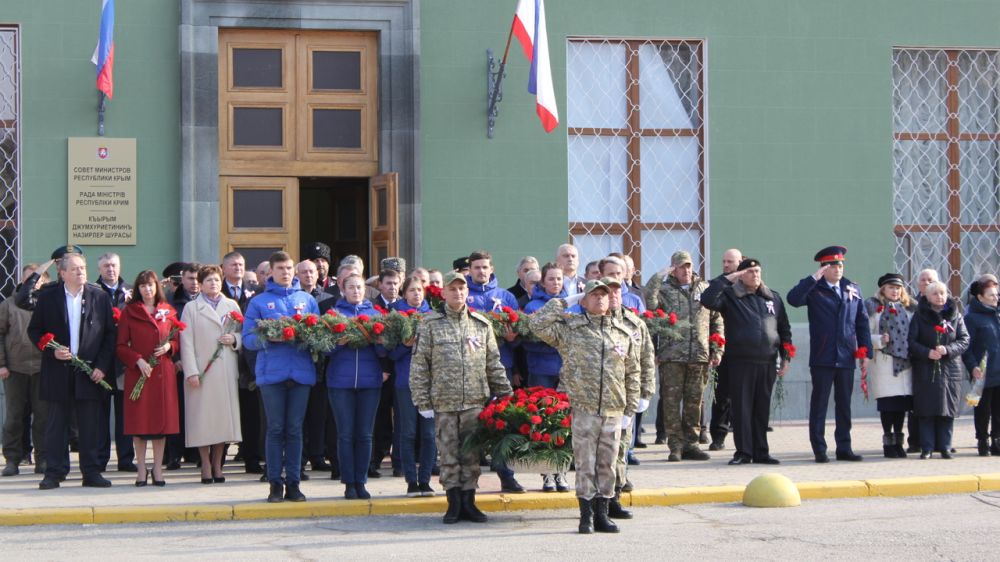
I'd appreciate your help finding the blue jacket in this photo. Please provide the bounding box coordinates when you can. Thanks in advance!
[522,285,567,377]
[242,278,319,386]
[623,285,646,313]
[786,275,872,368]
[962,299,1000,389]
[466,273,519,372]
[387,299,431,388]
[326,299,385,389]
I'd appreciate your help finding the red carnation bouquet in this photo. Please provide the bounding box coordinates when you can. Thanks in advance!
[37,332,112,391]
[198,310,244,381]
[705,333,726,405]
[463,386,573,473]
[322,310,385,349]
[484,306,532,342]
[131,316,186,401]
[639,308,686,342]
[424,284,445,311]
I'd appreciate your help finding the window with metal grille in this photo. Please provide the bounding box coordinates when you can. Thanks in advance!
[0,27,19,299]
[892,48,1000,294]
[566,38,705,280]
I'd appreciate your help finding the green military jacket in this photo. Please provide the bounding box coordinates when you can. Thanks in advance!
[645,273,724,364]
[409,305,512,413]
[529,298,641,417]
[615,307,657,399]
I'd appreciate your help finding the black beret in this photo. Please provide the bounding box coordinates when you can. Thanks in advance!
[302,241,331,262]
[737,258,760,271]
[877,273,904,287]
[453,256,470,270]
[161,262,187,279]
[51,244,84,260]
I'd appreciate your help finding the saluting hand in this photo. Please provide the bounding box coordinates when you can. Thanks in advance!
[812,264,830,281]
[658,265,675,280]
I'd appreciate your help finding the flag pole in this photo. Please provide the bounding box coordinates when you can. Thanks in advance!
[486,19,516,139]
[97,92,106,136]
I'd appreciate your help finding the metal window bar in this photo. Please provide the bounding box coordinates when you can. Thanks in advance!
[0,26,19,299]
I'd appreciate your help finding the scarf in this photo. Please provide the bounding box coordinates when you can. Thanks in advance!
[203,292,223,310]
[877,300,911,376]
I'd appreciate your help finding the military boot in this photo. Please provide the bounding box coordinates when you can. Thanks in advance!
[592,497,620,533]
[607,487,633,519]
[578,498,594,534]
[443,488,462,524]
[459,489,488,522]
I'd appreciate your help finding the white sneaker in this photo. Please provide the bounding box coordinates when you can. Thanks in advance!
[542,473,556,492]
[554,473,570,492]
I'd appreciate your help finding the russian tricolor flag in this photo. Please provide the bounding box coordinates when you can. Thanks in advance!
[512,0,559,133]
[91,0,115,99]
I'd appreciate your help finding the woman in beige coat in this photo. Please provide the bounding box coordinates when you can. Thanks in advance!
[180,265,243,483]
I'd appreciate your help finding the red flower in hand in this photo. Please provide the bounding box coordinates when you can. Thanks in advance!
[934,325,947,334]
[357,314,370,323]
[668,312,678,325]
[112,307,122,324]
[173,319,187,331]
[304,314,319,327]
[37,332,55,351]
[282,326,296,340]
[373,322,385,335]
[854,346,868,359]
[229,310,245,323]
[333,323,347,334]
[783,342,796,359]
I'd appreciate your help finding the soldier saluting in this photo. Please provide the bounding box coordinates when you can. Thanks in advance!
[530,279,641,535]
[409,271,512,525]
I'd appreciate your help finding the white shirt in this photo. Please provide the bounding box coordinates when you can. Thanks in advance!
[65,286,84,355]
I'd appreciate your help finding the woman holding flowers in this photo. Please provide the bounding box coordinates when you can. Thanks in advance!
[116,270,180,486]
[961,279,1000,456]
[326,273,385,500]
[388,276,435,497]
[908,281,969,459]
[179,264,243,483]
[864,273,915,458]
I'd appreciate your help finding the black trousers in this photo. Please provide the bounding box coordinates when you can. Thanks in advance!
[370,377,396,469]
[808,367,855,455]
[237,387,263,466]
[304,382,338,464]
[974,386,1000,440]
[729,361,776,460]
[45,398,103,480]
[98,387,134,469]
[709,359,732,441]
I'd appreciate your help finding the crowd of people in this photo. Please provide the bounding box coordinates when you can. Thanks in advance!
[0,240,997,533]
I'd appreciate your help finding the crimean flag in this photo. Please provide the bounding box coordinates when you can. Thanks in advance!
[91,0,115,99]
[511,0,559,133]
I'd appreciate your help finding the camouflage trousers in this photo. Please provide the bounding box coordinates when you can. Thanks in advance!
[572,411,622,500]
[614,418,634,486]
[435,408,482,491]
[660,362,709,452]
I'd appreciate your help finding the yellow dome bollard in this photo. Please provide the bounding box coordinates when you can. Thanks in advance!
[742,473,801,508]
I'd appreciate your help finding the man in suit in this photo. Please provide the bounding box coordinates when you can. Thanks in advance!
[28,250,117,489]
[94,252,135,473]
[221,251,264,474]
[787,246,872,463]
[297,260,336,474]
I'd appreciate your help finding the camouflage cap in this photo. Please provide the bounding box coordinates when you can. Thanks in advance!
[583,279,609,296]
[671,250,693,266]
[442,270,468,286]
[599,276,622,288]
[380,256,406,273]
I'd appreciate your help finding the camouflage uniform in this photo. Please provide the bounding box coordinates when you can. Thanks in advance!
[529,298,640,499]
[613,307,655,486]
[645,273,724,455]
[410,305,512,490]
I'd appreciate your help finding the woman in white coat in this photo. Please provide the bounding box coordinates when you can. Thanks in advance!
[180,264,243,483]
[865,273,915,458]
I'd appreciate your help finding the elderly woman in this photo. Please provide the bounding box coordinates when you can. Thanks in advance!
[865,273,915,458]
[908,281,970,459]
[117,270,180,486]
[180,265,243,483]
[387,276,435,497]
[327,273,384,500]
[962,279,1000,456]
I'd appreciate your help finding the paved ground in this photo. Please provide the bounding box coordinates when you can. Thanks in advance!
[1,417,998,511]
[4,492,1000,560]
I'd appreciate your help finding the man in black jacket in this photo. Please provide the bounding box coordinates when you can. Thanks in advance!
[28,251,117,489]
[701,258,792,466]
[95,252,135,472]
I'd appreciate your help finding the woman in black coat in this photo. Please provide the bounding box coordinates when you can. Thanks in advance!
[908,281,970,459]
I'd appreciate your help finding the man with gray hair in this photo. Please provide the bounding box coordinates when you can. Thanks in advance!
[95,252,135,472]
[508,256,539,301]
[557,244,586,296]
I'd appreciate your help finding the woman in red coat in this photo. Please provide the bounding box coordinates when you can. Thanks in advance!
[117,270,181,487]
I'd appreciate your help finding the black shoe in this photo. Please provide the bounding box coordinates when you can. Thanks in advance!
[259,474,267,482]
[654,437,666,445]
[418,482,436,497]
[245,462,264,474]
[940,450,953,460]
[698,430,710,444]
[443,488,462,524]
[135,474,149,487]
[406,482,420,497]
[500,476,525,494]
[267,482,284,502]
[201,477,214,485]
[152,478,166,487]
[39,477,60,490]
[814,453,830,463]
[708,441,725,451]
[117,463,138,473]
[681,447,710,461]
[920,451,932,459]
[285,483,306,502]
[634,440,647,449]
[578,498,594,534]
[621,479,634,493]
[906,445,921,454]
[608,488,633,519]
[753,456,780,465]
[766,426,773,432]
[300,470,310,481]
[626,452,640,465]
[2,463,18,476]
[835,451,863,462]
[592,498,619,533]
[459,489,488,522]
[344,484,358,500]
[392,468,403,477]
[330,469,341,480]
[214,476,226,483]
[367,467,382,478]
[310,458,332,471]
[883,434,898,459]
[355,483,371,499]
[82,475,113,488]
[728,455,751,465]
[165,459,181,471]
[979,439,990,457]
